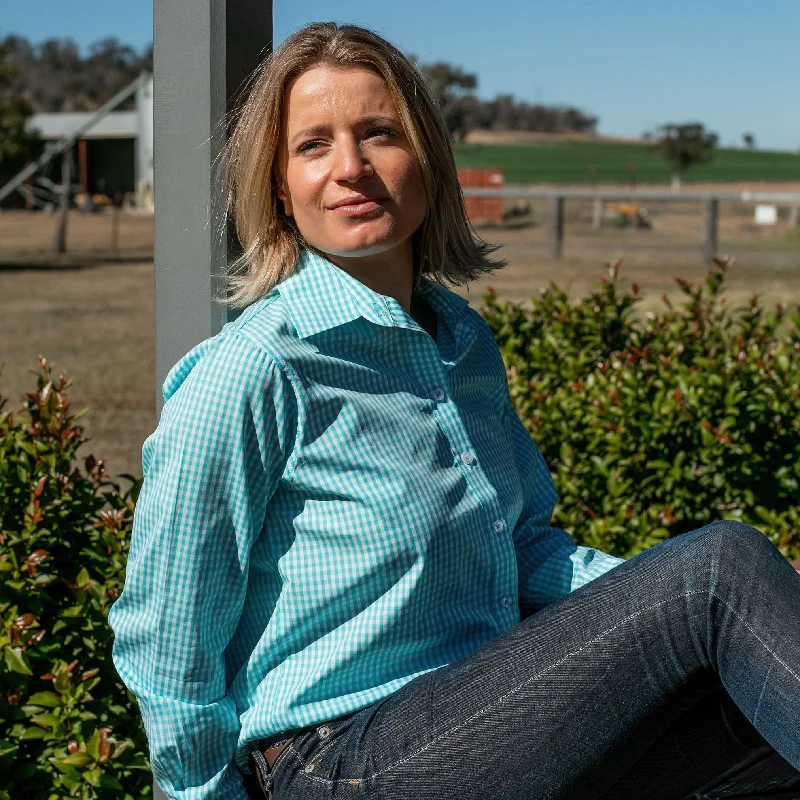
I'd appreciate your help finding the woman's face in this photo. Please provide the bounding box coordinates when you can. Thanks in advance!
[276,65,428,266]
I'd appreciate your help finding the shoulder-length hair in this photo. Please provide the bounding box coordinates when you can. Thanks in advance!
[223,22,504,309]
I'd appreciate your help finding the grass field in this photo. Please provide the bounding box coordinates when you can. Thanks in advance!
[1,206,799,479]
[454,140,800,184]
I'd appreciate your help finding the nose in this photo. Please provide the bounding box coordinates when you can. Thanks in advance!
[331,135,372,183]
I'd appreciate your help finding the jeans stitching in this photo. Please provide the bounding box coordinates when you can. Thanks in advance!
[296,587,800,786]
[296,590,707,786]
[719,599,800,686]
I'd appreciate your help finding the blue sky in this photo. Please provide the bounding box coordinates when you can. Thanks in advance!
[2,0,797,151]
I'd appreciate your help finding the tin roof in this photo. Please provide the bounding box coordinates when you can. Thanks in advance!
[26,111,138,140]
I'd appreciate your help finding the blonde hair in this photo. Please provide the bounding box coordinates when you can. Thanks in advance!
[223,22,504,309]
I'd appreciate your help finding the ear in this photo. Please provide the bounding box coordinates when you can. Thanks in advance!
[274,162,293,217]
[276,181,293,217]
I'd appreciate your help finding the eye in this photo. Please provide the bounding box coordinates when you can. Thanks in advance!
[365,127,398,140]
[296,139,324,154]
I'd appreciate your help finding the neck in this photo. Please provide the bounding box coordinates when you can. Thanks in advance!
[321,240,414,314]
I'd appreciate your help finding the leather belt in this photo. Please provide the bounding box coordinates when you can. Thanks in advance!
[261,725,314,771]
[260,712,356,773]
[263,738,293,770]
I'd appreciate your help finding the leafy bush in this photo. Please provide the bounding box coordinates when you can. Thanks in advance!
[0,357,150,799]
[3,258,797,796]
[482,257,800,560]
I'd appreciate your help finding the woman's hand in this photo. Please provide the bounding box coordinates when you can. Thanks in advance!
[791,558,800,576]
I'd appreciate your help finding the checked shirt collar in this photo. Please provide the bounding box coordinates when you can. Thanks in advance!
[277,248,478,367]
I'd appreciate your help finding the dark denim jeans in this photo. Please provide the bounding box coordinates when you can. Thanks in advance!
[258,522,800,799]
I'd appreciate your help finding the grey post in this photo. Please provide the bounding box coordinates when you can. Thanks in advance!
[152,2,272,797]
[548,195,565,259]
[702,197,719,264]
[592,196,604,230]
[153,0,272,415]
[54,150,71,253]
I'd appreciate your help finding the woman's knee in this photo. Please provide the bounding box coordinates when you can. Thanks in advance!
[686,520,776,575]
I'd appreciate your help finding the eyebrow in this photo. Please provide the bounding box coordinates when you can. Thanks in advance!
[290,116,401,145]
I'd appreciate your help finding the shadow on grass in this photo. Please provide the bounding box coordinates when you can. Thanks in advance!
[0,253,154,271]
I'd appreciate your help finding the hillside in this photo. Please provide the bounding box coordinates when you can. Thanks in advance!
[454,139,800,184]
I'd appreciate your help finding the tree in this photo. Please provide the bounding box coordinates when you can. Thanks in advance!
[415,60,477,141]
[742,132,756,149]
[0,34,152,114]
[0,38,38,166]
[650,123,718,190]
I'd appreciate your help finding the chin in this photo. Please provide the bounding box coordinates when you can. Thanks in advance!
[320,234,402,258]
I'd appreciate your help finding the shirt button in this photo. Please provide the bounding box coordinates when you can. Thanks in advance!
[501,596,513,609]
[432,387,446,402]
[460,451,476,466]
[493,519,506,533]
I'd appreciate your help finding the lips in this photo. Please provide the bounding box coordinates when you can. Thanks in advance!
[328,195,388,214]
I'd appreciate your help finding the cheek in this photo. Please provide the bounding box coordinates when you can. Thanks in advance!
[285,160,327,209]
[390,157,428,214]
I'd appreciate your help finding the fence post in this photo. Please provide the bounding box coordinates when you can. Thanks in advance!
[789,205,799,229]
[702,197,718,264]
[152,2,272,798]
[548,196,565,258]
[592,196,604,230]
[54,150,70,253]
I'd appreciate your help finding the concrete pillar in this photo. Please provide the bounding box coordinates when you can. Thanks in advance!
[151,4,272,798]
[153,0,272,415]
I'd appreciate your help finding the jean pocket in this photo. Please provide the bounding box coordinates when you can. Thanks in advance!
[288,711,364,782]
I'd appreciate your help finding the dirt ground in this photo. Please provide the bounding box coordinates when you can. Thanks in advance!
[1,206,798,479]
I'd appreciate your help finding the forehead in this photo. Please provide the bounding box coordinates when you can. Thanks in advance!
[283,65,399,127]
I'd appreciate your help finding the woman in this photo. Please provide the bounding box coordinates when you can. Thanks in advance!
[108,23,800,800]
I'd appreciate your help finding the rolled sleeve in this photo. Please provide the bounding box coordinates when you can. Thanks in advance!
[108,332,296,799]
[506,405,624,613]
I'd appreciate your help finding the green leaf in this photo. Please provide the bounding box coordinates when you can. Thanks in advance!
[3,646,33,675]
[26,691,62,708]
[0,740,17,757]
[98,773,124,790]
[75,567,90,588]
[58,752,94,768]
[83,767,102,786]
[30,712,61,729]
[19,726,48,740]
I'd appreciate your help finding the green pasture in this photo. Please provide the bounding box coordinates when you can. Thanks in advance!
[453,140,800,184]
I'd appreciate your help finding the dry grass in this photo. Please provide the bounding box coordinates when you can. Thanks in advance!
[1,208,798,479]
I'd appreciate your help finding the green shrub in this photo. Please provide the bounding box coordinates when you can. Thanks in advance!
[481,257,800,560]
[3,259,797,796]
[0,357,150,799]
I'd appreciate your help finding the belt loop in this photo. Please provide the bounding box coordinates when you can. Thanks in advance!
[248,742,273,798]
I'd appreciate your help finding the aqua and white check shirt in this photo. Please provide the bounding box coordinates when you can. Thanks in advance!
[108,248,623,799]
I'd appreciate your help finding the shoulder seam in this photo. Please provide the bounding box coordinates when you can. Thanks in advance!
[231,328,306,481]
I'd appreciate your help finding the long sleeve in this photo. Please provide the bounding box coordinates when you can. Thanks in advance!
[506,404,624,614]
[108,331,297,799]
